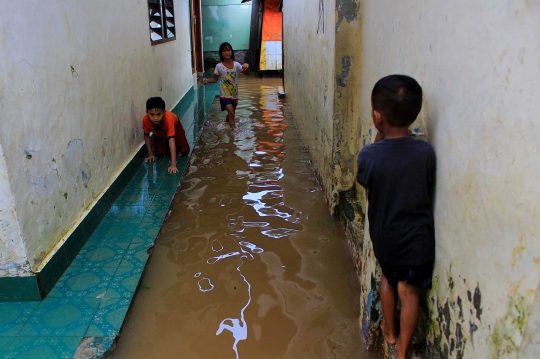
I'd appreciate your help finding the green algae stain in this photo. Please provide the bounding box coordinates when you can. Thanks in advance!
[489,295,530,357]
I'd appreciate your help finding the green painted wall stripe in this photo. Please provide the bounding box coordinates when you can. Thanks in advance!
[0,276,41,302]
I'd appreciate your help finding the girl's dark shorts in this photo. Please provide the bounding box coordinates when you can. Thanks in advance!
[380,261,434,289]
[220,99,238,111]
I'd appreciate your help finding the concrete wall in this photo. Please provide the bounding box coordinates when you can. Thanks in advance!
[202,0,252,52]
[0,0,194,274]
[283,0,540,357]
[0,143,31,276]
[358,1,540,357]
[282,0,336,197]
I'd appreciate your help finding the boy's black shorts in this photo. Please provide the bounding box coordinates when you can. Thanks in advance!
[380,261,434,289]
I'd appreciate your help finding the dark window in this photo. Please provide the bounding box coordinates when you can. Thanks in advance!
[148,0,176,45]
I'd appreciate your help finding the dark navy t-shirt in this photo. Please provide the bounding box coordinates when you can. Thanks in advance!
[356,137,435,265]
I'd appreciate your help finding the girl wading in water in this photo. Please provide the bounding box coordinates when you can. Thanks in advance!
[203,42,250,129]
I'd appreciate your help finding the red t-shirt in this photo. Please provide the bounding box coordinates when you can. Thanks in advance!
[142,110,178,138]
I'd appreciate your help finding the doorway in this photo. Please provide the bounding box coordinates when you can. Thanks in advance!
[190,0,203,77]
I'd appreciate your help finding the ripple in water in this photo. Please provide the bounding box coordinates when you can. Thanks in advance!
[198,278,214,292]
[261,228,298,239]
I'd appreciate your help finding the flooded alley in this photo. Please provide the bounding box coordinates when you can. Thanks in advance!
[108,77,380,359]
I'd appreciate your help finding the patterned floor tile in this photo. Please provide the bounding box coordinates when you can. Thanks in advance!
[102,223,142,244]
[85,296,132,338]
[3,337,81,359]
[0,337,14,355]
[19,297,100,337]
[151,192,174,207]
[142,205,170,223]
[123,179,162,195]
[47,265,118,299]
[107,263,145,299]
[121,242,152,270]
[0,302,40,337]
[131,221,162,246]
[101,205,146,223]
[69,241,130,269]
[82,223,115,247]
[114,190,155,207]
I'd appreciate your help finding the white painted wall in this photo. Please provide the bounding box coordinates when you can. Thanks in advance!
[0,143,31,276]
[359,1,540,357]
[282,0,335,194]
[0,0,194,273]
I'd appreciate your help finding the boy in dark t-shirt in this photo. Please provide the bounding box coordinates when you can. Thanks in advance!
[356,75,435,359]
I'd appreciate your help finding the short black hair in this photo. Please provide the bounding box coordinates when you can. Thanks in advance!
[146,97,166,111]
[371,75,423,127]
[218,42,235,62]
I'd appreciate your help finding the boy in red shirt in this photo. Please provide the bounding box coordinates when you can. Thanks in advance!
[142,97,190,173]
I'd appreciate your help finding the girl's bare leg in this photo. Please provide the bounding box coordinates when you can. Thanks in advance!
[396,281,419,359]
[380,273,398,345]
[225,104,236,128]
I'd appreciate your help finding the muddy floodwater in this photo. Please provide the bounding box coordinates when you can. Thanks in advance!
[109,77,380,359]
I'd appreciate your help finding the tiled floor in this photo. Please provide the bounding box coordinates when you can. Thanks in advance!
[0,80,218,359]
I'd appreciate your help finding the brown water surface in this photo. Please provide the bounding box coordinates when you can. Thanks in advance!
[109,77,380,359]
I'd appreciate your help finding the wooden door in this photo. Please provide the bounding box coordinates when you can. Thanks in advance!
[190,0,203,76]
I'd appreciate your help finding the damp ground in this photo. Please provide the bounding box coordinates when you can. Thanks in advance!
[108,76,381,359]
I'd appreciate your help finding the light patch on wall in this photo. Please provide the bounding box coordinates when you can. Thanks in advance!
[62,139,91,189]
[205,36,214,44]
[32,169,60,197]
[209,6,219,20]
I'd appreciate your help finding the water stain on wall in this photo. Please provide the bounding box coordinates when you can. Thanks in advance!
[30,169,60,197]
[336,56,353,87]
[336,0,359,29]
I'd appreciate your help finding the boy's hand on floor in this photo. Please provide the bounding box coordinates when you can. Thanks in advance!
[168,165,179,174]
[145,155,155,163]
[202,78,208,85]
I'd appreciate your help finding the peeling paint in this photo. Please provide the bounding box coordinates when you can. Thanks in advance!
[336,56,353,87]
[336,0,359,29]
[62,139,91,189]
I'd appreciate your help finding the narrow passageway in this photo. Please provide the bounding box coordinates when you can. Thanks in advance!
[108,77,380,359]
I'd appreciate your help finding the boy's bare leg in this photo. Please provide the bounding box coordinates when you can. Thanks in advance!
[380,273,398,345]
[396,281,419,359]
[225,104,236,128]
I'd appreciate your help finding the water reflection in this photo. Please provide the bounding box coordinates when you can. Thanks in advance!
[186,84,305,358]
[109,78,380,359]
[216,263,252,359]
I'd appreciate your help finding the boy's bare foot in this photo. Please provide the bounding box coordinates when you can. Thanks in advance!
[381,319,398,345]
[396,337,413,359]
